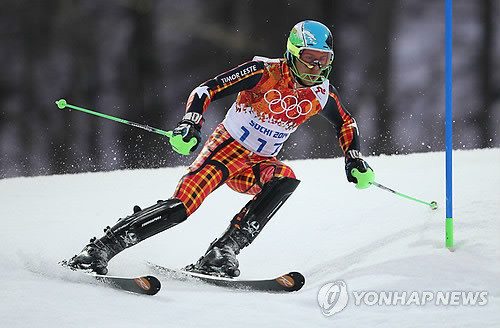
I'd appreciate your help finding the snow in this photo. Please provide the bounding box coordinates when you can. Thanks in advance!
[0,148,499,328]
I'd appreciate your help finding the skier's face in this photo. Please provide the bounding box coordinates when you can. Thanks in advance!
[294,49,332,86]
[299,49,333,68]
[294,59,322,85]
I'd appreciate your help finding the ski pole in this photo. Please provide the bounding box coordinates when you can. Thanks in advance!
[55,98,172,138]
[370,181,438,210]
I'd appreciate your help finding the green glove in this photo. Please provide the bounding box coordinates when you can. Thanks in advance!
[351,167,375,189]
[167,112,204,156]
[166,131,199,156]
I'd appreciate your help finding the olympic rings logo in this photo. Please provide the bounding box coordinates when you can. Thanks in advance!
[263,89,313,119]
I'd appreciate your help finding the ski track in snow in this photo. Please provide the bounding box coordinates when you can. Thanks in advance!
[0,149,499,328]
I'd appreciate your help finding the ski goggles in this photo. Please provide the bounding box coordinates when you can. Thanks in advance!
[296,49,333,70]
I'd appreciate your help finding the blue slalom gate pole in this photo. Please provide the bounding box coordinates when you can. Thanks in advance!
[445,0,454,250]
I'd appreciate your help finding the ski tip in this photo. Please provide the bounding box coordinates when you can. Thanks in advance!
[275,272,305,292]
[135,276,161,295]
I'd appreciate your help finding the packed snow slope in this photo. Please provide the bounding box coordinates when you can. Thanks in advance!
[0,148,499,328]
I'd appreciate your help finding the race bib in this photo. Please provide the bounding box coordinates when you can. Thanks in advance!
[223,102,296,157]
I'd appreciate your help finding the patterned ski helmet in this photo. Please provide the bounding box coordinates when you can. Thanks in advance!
[285,20,334,84]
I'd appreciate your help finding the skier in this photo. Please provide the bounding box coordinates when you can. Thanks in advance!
[66,20,374,278]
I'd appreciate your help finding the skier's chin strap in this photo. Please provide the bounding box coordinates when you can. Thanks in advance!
[211,176,301,252]
[294,75,323,88]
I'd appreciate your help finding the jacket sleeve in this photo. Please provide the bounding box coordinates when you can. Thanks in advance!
[319,84,361,155]
[185,61,266,114]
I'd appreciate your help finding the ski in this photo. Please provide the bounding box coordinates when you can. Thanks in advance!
[147,262,305,293]
[89,273,161,295]
[59,260,161,295]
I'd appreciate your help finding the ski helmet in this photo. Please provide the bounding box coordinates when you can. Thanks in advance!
[285,20,334,84]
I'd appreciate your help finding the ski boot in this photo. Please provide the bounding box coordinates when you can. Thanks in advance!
[185,177,300,278]
[65,199,187,274]
[65,226,129,275]
[184,227,248,278]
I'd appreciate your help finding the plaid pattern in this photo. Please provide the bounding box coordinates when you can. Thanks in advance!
[173,124,296,216]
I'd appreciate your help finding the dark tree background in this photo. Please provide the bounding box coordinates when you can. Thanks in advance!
[0,0,498,178]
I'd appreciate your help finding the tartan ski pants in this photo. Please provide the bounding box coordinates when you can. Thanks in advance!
[172,124,296,216]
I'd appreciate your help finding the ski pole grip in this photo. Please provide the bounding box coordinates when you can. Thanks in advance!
[351,168,375,189]
[167,133,198,156]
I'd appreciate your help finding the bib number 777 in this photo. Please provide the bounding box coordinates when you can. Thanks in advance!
[240,126,283,155]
